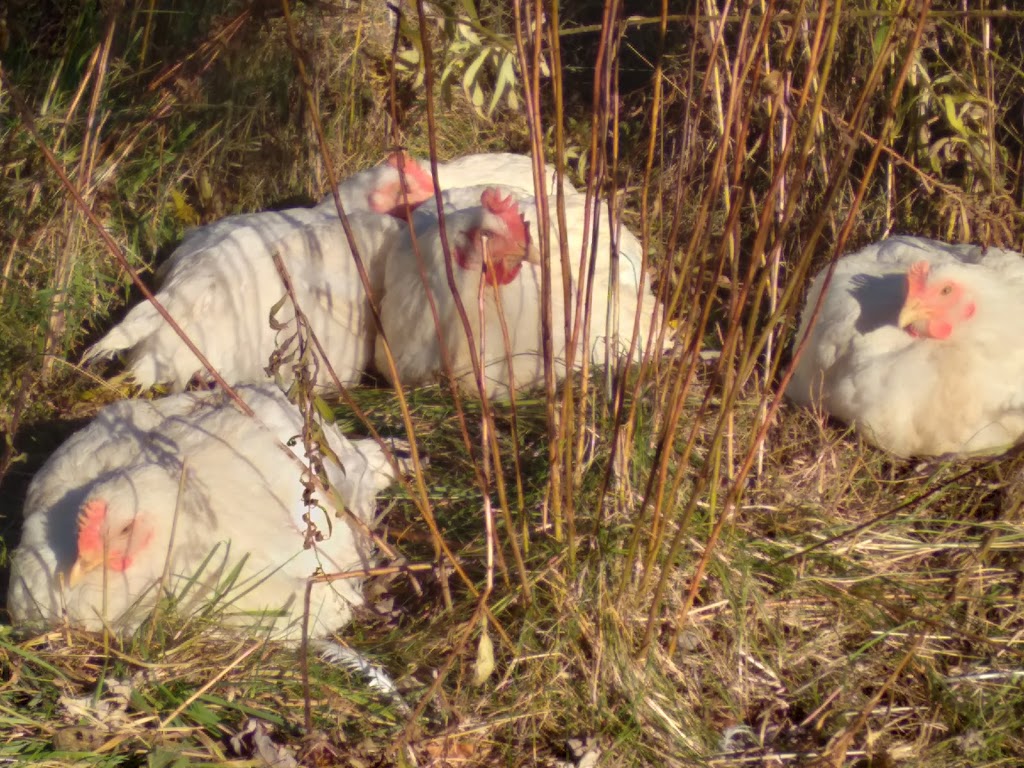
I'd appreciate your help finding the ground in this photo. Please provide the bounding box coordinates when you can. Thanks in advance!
[2,2,1024,766]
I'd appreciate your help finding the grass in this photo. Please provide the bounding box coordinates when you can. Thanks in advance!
[3,0,1024,766]
[7,385,1024,764]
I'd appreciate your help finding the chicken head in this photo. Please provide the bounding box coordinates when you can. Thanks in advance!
[453,188,533,287]
[366,151,436,219]
[898,260,977,340]
[69,498,155,586]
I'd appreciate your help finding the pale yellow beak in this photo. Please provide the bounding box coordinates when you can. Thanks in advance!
[898,298,928,330]
[524,244,542,265]
[67,555,100,588]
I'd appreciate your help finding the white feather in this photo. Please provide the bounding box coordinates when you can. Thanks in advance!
[84,213,402,390]
[8,385,400,640]
[788,236,1024,457]
[374,192,574,399]
[384,181,665,389]
[316,640,410,714]
[418,156,664,357]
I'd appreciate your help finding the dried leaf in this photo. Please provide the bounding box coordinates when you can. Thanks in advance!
[268,293,290,331]
[472,622,495,685]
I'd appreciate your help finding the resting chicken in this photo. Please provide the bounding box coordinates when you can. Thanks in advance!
[375,187,571,399]
[83,154,420,391]
[8,385,402,639]
[787,235,1024,457]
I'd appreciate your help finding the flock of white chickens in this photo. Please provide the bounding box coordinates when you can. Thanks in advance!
[7,150,1024,649]
[7,151,666,641]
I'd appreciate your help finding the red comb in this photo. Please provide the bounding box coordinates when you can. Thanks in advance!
[480,187,529,246]
[385,150,413,168]
[906,260,931,297]
[388,152,434,197]
[77,499,107,555]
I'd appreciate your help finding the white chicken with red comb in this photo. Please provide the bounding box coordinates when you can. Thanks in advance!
[318,151,562,215]
[7,385,402,640]
[787,235,1024,457]
[370,153,667,368]
[432,182,666,366]
[375,186,574,399]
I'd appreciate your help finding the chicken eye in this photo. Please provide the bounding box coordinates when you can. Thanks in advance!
[940,284,953,296]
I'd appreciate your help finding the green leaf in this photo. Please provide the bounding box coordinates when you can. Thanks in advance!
[148,747,192,768]
[439,55,461,89]
[871,22,890,61]
[487,53,517,117]
[455,0,479,22]
[313,394,337,424]
[941,94,967,136]
[186,700,220,728]
[462,48,491,106]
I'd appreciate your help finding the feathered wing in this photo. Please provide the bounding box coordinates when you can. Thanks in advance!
[8,386,402,640]
[788,236,1024,457]
[552,193,666,365]
[160,207,331,281]
[261,214,403,387]
[374,214,477,387]
[83,223,298,390]
[469,261,572,398]
[84,211,401,390]
[191,156,407,258]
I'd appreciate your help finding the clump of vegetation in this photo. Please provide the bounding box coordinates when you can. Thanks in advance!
[2,1,1024,766]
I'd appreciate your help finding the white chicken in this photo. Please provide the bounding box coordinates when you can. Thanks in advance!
[318,152,562,214]
[375,187,573,398]
[7,385,401,640]
[423,181,663,365]
[84,152,429,391]
[787,235,1024,457]
[328,151,664,365]
[84,212,402,391]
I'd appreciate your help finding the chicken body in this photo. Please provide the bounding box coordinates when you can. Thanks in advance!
[8,385,399,640]
[787,236,1024,457]
[84,213,401,390]
[426,183,663,366]
[375,188,571,399]
[84,154,423,390]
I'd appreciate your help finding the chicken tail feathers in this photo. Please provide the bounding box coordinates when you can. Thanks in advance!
[83,302,165,362]
[81,303,191,391]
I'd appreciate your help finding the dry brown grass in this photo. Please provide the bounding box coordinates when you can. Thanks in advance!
[3,1,1024,766]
